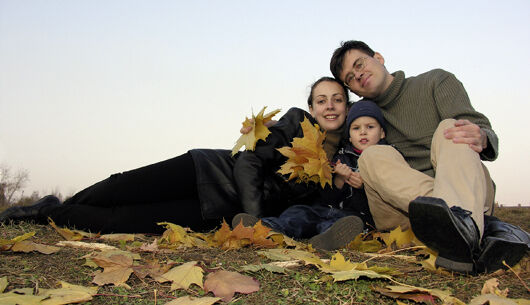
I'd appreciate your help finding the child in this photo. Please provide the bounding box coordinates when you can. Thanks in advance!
[232,100,387,250]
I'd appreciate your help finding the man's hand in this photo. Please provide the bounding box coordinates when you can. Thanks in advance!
[240,119,278,134]
[443,119,487,153]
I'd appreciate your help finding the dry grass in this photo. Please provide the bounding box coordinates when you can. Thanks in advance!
[0,206,529,304]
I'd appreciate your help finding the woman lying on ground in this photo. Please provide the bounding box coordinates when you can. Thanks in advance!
[1,77,362,236]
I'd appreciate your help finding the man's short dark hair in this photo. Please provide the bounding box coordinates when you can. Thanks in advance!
[330,41,375,81]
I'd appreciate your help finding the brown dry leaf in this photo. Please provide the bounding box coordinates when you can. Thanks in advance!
[232,106,281,156]
[85,250,137,288]
[132,259,173,282]
[481,278,509,297]
[48,218,98,241]
[11,240,60,255]
[158,261,204,291]
[212,220,278,250]
[276,117,332,188]
[204,270,260,302]
[373,284,466,305]
[164,296,221,305]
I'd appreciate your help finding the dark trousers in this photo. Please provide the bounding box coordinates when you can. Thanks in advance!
[46,153,219,233]
[261,204,355,239]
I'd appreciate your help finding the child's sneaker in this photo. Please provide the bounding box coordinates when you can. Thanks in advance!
[309,216,364,250]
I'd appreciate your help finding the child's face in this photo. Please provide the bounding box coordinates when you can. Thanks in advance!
[349,116,385,151]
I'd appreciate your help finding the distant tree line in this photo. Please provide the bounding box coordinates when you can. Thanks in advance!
[0,163,63,210]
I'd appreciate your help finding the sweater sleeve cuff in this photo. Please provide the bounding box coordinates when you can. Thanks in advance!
[480,128,498,161]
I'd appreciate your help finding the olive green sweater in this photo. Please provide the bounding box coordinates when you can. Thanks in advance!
[372,69,498,177]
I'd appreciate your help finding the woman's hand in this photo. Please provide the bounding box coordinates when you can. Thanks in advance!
[240,119,278,134]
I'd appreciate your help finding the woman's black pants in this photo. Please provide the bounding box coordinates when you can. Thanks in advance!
[46,153,219,233]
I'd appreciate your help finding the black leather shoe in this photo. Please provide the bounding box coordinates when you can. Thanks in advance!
[409,196,480,273]
[0,195,61,223]
[476,215,529,273]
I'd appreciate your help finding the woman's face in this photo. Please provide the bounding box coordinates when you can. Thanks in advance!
[309,81,347,131]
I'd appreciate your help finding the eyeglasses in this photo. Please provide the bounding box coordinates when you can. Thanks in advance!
[344,57,368,88]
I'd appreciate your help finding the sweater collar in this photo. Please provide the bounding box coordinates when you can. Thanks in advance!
[373,70,405,107]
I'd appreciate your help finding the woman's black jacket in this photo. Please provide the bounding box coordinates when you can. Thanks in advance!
[189,108,323,221]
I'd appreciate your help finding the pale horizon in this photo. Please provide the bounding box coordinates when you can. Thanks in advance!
[1,1,529,207]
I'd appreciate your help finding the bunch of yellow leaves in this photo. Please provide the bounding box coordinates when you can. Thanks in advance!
[276,117,332,188]
[231,106,281,156]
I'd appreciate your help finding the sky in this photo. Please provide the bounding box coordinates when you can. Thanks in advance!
[1,0,529,206]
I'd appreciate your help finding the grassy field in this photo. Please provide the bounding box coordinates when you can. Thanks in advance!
[0,206,528,304]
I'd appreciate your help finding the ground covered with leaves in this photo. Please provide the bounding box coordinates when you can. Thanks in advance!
[0,206,529,304]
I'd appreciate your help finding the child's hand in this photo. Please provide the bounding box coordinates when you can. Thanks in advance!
[346,172,363,189]
[333,160,353,178]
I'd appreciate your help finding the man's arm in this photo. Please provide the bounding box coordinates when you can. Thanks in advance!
[433,70,498,160]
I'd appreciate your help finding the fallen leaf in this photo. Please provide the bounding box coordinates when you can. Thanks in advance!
[0,291,46,304]
[469,293,524,305]
[11,240,60,254]
[204,270,259,302]
[0,277,7,293]
[158,222,206,249]
[276,117,332,188]
[100,234,135,242]
[380,226,418,250]
[258,249,325,268]
[132,259,173,282]
[85,250,138,288]
[373,284,466,305]
[40,281,98,305]
[232,106,281,155]
[347,234,382,252]
[0,231,35,250]
[56,240,118,251]
[212,220,277,250]
[481,278,509,297]
[159,261,204,291]
[163,295,221,305]
[332,269,392,282]
[48,218,98,241]
[240,263,288,274]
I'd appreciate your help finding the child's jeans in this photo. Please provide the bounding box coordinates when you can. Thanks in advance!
[261,204,356,239]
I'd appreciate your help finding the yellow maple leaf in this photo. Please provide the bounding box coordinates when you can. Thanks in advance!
[158,222,206,249]
[232,106,281,156]
[347,234,383,253]
[48,218,98,241]
[159,261,204,291]
[276,117,332,188]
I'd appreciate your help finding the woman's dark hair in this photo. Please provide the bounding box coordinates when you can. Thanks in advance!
[307,76,350,108]
[330,40,375,81]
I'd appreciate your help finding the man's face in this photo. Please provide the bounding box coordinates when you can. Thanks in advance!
[339,49,393,99]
